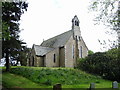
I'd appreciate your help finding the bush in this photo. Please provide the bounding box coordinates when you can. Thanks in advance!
[77,48,120,82]
[44,79,52,85]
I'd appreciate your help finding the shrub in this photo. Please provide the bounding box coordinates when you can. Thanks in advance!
[44,79,52,85]
[77,48,120,82]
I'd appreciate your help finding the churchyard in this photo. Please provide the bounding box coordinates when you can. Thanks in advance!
[1,66,120,89]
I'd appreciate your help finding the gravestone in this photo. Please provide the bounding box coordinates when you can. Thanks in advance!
[53,84,62,90]
[112,81,118,88]
[90,83,95,90]
[17,61,21,66]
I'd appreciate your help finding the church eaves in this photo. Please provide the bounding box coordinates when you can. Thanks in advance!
[34,45,54,56]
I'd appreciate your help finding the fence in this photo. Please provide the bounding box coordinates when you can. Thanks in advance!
[53,81,119,90]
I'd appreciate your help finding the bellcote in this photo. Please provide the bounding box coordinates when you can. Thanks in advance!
[72,15,80,29]
[72,15,81,40]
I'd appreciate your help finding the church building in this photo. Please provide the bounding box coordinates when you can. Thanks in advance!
[28,15,88,67]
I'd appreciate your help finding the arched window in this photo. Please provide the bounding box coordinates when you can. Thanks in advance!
[53,54,56,63]
[72,45,74,59]
[79,36,81,41]
[75,21,77,25]
[77,21,79,26]
[75,21,79,26]
[32,56,34,66]
[79,46,82,58]
[76,36,77,40]
[29,58,31,66]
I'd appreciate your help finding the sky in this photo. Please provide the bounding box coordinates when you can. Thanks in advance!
[19,0,117,52]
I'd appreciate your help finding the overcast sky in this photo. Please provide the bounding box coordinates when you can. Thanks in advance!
[19,0,117,52]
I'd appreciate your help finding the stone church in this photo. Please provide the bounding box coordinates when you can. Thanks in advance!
[28,15,88,67]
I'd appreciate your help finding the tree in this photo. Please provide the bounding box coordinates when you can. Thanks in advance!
[88,50,94,55]
[2,1,28,71]
[78,49,120,81]
[86,0,120,81]
[90,0,120,46]
[17,46,31,66]
[90,0,120,68]
[0,2,2,60]
[90,0,119,29]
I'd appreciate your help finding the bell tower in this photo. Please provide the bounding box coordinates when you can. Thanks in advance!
[72,15,81,40]
[72,15,81,67]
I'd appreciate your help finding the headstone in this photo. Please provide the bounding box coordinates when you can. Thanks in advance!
[53,84,62,90]
[112,81,118,88]
[90,83,95,90]
[17,61,21,66]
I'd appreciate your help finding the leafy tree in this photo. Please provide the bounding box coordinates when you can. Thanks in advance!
[88,50,94,55]
[0,3,1,61]
[90,0,119,29]
[78,48,120,81]
[2,1,28,71]
[90,0,120,48]
[17,46,31,66]
[90,0,120,72]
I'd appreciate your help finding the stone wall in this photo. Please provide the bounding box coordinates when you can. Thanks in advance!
[36,56,45,67]
[45,48,59,67]
[65,36,75,67]
[78,38,88,58]
[29,34,88,68]
[29,47,36,66]
[64,35,88,68]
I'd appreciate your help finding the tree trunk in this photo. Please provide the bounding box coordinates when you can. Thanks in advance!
[117,1,120,74]
[5,49,10,72]
[118,1,120,64]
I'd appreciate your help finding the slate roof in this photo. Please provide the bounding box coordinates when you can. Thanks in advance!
[33,28,88,56]
[41,30,73,48]
[34,45,54,56]
[80,36,89,51]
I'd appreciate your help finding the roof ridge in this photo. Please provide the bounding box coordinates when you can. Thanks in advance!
[34,44,54,49]
[41,30,73,45]
[81,37,89,50]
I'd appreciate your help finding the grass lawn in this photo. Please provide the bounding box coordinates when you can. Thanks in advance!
[1,66,120,89]
[2,72,52,88]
